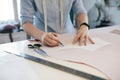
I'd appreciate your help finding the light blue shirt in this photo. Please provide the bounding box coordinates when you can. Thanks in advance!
[20,0,87,33]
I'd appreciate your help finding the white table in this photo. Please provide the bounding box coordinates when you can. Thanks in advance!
[0,25,120,80]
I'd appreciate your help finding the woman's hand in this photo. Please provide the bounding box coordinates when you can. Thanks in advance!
[72,25,95,46]
[42,32,60,47]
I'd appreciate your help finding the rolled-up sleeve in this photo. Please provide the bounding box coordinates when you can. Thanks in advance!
[20,0,35,25]
[72,0,87,17]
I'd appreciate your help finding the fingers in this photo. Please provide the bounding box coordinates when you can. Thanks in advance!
[72,35,80,44]
[72,26,86,44]
[78,33,88,46]
[49,32,59,42]
[79,37,84,46]
[73,34,95,46]
[88,36,95,44]
[43,32,60,47]
[72,30,84,45]
[84,35,88,46]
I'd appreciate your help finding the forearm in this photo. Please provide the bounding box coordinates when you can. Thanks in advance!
[77,13,88,24]
[76,13,90,29]
[22,22,45,40]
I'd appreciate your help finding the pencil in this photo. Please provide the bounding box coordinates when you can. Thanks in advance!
[59,41,64,46]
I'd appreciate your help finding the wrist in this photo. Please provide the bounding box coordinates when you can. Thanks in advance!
[40,33,47,44]
[80,23,90,29]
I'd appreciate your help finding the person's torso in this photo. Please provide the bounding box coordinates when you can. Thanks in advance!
[34,0,75,33]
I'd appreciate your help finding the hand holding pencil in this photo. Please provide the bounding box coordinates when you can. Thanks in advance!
[42,32,63,47]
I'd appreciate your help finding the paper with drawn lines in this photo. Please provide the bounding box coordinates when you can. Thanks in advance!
[58,33,111,51]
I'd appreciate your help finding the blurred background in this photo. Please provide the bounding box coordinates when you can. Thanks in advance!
[83,0,120,28]
[0,0,120,44]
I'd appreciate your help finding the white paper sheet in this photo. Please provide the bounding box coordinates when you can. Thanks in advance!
[60,38,111,51]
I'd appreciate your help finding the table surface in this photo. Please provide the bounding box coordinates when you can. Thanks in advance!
[0,25,120,80]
